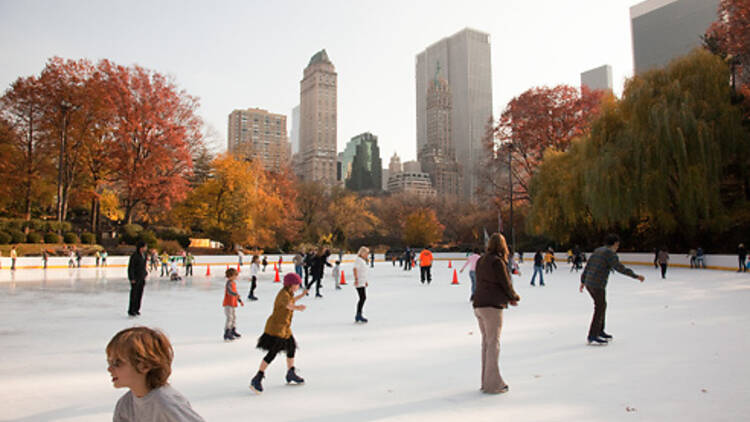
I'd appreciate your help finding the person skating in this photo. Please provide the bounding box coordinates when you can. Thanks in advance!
[418,246,433,284]
[293,251,304,277]
[127,241,148,317]
[460,249,481,301]
[250,273,308,394]
[738,243,747,272]
[247,255,260,301]
[106,326,205,421]
[332,260,341,290]
[370,250,375,268]
[10,245,17,271]
[95,250,101,267]
[42,248,49,270]
[657,247,669,279]
[76,248,82,268]
[261,256,268,272]
[160,251,170,277]
[307,248,331,298]
[473,233,520,394]
[580,234,645,346]
[544,249,553,274]
[223,268,244,341]
[184,252,194,276]
[353,246,370,323]
[530,250,545,286]
[101,250,108,267]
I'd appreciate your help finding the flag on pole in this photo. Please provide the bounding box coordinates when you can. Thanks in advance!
[483,227,490,246]
[498,211,503,233]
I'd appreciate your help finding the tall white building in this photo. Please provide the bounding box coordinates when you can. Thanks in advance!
[416,28,493,201]
[581,65,613,91]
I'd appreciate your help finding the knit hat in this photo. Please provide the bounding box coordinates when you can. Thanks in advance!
[283,272,302,287]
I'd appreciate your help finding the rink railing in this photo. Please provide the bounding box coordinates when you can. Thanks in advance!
[0,252,744,272]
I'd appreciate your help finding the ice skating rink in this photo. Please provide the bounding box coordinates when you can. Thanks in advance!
[1,260,748,421]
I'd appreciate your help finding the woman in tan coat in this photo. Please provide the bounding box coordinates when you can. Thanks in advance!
[250,273,308,394]
[473,233,520,394]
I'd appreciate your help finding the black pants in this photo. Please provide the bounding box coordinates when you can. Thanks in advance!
[185,264,193,276]
[740,256,747,272]
[260,335,297,363]
[304,266,310,285]
[420,265,432,284]
[660,263,668,278]
[128,279,145,315]
[307,276,322,295]
[586,285,606,339]
[248,276,257,297]
[356,287,367,316]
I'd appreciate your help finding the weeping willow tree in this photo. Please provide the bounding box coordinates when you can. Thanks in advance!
[529,49,747,244]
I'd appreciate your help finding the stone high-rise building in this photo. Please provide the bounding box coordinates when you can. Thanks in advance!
[630,0,719,74]
[580,65,613,91]
[386,158,436,198]
[290,105,300,155]
[419,65,461,197]
[227,108,290,171]
[298,50,337,186]
[416,28,493,201]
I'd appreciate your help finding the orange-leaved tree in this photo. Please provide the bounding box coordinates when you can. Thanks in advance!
[403,208,444,247]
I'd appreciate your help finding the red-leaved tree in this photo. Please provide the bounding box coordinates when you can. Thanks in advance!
[99,60,202,223]
[482,85,604,205]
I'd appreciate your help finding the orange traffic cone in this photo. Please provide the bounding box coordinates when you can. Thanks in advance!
[273,262,278,271]
[237,263,241,273]
[206,264,211,277]
[451,269,459,285]
[448,260,452,268]
[274,267,280,282]
[340,271,347,285]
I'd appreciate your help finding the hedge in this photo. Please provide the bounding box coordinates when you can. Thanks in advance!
[63,232,80,244]
[81,232,96,245]
[26,232,43,243]
[44,232,62,244]
[0,231,11,244]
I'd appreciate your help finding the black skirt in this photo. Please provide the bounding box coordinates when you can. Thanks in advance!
[256,333,297,355]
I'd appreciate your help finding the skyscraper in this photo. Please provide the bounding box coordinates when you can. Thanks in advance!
[416,28,493,201]
[299,49,337,186]
[419,64,460,197]
[227,108,289,171]
[630,0,719,74]
[581,65,613,91]
[343,132,382,192]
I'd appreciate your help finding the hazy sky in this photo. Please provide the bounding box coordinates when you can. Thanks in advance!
[0,0,645,162]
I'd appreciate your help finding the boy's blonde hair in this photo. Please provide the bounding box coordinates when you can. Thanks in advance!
[106,327,173,390]
[225,267,238,278]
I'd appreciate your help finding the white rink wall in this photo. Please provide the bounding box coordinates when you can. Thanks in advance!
[0,252,742,283]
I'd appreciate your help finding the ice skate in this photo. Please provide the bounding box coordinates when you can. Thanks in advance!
[599,331,612,340]
[231,328,241,338]
[587,336,609,346]
[223,329,235,341]
[285,367,305,384]
[250,371,264,393]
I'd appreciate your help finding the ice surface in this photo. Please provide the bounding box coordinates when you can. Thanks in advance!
[0,261,748,421]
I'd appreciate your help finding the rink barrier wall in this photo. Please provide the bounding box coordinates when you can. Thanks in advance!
[0,252,744,272]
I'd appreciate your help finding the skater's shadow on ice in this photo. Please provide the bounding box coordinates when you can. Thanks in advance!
[6,404,111,422]
[289,391,485,422]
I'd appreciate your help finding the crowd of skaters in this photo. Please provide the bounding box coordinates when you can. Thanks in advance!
[2,235,743,419]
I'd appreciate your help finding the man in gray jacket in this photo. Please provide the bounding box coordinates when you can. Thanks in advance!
[580,234,645,345]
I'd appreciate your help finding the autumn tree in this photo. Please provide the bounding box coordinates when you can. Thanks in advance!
[0,76,56,222]
[326,189,379,248]
[403,208,444,247]
[99,60,201,223]
[172,154,295,249]
[484,85,603,205]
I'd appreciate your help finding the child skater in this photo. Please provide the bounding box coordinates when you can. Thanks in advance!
[332,260,341,290]
[106,326,205,421]
[223,268,244,341]
[250,273,307,393]
[248,255,260,301]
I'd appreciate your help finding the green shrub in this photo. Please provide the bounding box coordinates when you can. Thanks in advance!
[121,224,144,245]
[81,232,97,245]
[8,229,25,244]
[63,232,80,244]
[0,231,11,244]
[157,239,182,255]
[43,221,73,233]
[139,230,158,249]
[26,232,43,243]
[44,232,61,244]
[22,219,44,231]
[4,219,23,231]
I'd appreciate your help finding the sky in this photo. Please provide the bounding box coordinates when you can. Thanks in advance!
[0,0,645,162]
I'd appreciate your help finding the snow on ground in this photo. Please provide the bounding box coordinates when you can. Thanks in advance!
[0,260,749,421]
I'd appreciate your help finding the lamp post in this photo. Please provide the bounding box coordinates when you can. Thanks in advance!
[56,100,72,234]
[508,141,515,256]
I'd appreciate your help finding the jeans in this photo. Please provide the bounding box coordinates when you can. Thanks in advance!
[356,287,367,316]
[586,285,606,339]
[420,265,432,284]
[295,264,303,277]
[531,265,544,285]
[469,271,477,297]
[185,264,193,276]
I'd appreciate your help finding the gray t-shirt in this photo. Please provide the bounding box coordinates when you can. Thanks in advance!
[113,385,204,422]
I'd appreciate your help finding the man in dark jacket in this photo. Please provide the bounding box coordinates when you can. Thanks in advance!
[127,240,148,316]
[308,248,332,298]
[580,234,645,345]
[738,243,747,272]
